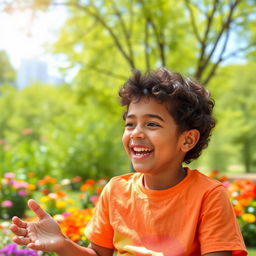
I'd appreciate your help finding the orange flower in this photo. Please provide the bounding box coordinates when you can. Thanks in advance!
[22,128,33,135]
[71,176,82,183]
[80,183,93,191]
[3,145,12,151]
[38,176,56,186]
[56,190,67,199]
[234,203,244,216]
[27,184,36,191]
[96,186,103,194]
[86,179,95,185]
[79,194,86,199]
[59,208,94,242]
[28,172,35,178]
[54,184,61,190]
[219,175,228,182]
[208,170,219,178]
[41,188,50,195]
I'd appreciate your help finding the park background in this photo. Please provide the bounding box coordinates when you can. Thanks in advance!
[0,0,256,255]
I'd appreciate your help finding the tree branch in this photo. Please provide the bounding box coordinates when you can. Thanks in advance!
[195,0,220,79]
[147,18,166,67]
[203,28,230,85]
[144,18,151,71]
[44,1,135,68]
[87,1,135,68]
[222,42,256,61]
[110,0,135,67]
[128,0,134,50]
[196,0,241,80]
[184,0,202,43]
[138,0,166,67]
[87,65,127,80]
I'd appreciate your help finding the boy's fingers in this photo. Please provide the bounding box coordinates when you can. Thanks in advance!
[27,240,45,251]
[12,216,27,228]
[13,236,31,245]
[28,199,49,219]
[10,224,27,237]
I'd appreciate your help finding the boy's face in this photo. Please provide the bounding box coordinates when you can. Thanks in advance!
[122,97,187,175]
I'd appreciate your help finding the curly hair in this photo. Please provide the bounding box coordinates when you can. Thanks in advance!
[119,68,216,164]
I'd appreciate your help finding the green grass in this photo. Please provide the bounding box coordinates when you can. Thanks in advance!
[248,248,256,255]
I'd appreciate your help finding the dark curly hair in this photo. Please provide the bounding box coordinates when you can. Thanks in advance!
[119,68,216,164]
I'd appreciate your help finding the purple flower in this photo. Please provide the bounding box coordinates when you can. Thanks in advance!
[0,243,16,254]
[0,243,41,255]
[1,200,13,208]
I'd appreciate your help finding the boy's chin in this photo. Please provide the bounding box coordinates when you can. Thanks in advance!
[131,165,150,173]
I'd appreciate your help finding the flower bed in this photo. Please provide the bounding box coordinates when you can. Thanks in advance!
[0,171,256,255]
[209,170,256,247]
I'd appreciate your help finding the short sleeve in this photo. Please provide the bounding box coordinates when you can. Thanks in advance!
[84,181,114,249]
[198,185,247,256]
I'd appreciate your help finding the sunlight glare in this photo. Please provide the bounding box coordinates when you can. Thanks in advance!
[0,8,66,69]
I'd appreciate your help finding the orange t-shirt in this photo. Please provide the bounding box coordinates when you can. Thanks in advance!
[85,168,247,255]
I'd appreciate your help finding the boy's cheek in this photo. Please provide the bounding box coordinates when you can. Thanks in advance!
[122,133,129,149]
[122,134,131,156]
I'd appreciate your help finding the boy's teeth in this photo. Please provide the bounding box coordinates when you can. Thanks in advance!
[133,147,150,152]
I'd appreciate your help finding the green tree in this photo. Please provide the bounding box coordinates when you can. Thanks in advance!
[3,0,256,85]
[0,50,16,86]
[198,63,256,173]
[224,63,256,173]
[0,83,128,178]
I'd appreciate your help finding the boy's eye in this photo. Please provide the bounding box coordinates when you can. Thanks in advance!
[147,122,161,127]
[125,122,134,127]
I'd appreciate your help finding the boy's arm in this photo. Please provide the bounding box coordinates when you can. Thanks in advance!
[56,240,114,256]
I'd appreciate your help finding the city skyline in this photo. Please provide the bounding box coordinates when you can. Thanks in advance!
[0,6,67,86]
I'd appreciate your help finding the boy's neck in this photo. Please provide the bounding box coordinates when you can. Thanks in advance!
[142,167,187,190]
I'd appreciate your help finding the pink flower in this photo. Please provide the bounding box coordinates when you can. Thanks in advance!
[90,195,99,205]
[2,200,13,208]
[62,212,72,218]
[4,172,15,179]
[222,181,230,188]
[18,190,27,196]
[13,180,28,189]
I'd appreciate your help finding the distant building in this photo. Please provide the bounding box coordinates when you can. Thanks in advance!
[17,58,62,88]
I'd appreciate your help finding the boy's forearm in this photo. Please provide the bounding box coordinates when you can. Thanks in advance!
[56,237,98,256]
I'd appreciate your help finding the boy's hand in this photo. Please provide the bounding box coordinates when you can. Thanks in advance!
[10,199,66,252]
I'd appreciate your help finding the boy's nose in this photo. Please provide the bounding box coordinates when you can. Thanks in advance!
[130,127,145,139]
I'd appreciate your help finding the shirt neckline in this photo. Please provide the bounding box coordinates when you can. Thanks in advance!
[134,168,195,199]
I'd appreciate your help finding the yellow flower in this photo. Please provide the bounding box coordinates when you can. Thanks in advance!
[40,196,49,203]
[241,213,256,223]
[67,199,75,205]
[56,201,67,209]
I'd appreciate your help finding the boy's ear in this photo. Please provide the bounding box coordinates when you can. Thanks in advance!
[180,129,200,152]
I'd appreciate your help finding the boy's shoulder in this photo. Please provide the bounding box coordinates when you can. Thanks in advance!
[105,169,224,197]
[188,168,225,193]
[105,172,142,194]
[109,172,141,185]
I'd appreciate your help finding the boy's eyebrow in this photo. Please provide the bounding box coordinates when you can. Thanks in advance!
[126,114,165,122]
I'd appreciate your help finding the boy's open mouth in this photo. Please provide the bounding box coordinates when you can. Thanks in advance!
[131,146,153,157]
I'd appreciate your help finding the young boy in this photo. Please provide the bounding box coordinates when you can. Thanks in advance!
[11,68,247,256]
